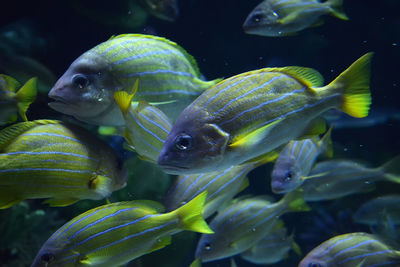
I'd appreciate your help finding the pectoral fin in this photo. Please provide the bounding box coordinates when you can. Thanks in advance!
[148,236,171,253]
[229,119,282,149]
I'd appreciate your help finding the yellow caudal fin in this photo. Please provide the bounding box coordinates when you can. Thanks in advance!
[328,53,373,118]
[327,0,349,20]
[113,79,139,115]
[175,191,214,234]
[15,77,37,121]
[281,190,311,212]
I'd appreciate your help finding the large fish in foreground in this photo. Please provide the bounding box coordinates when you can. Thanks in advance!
[299,232,400,267]
[0,74,37,125]
[158,53,373,174]
[0,120,127,208]
[243,0,348,37]
[48,34,220,126]
[31,192,213,267]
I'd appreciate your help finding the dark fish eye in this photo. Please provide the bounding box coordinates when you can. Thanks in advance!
[204,243,211,251]
[174,134,193,151]
[284,170,293,181]
[40,252,55,262]
[308,263,322,267]
[252,14,263,23]
[72,74,89,89]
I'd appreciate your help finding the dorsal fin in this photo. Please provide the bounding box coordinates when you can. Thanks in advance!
[264,66,324,89]
[107,34,201,77]
[0,120,60,150]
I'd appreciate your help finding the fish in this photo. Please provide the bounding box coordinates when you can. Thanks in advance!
[48,34,221,126]
[194,191,310,262]
[158,53,373,174]
[114,79,173,163]
[163,150,279,219]
[0,120,127,208]
[301,156,400,201]
[271,126,332,194]
[141,0,180,21]
[240,220,301,265]
[0,74,37,125]
[299,232,400,267]
[353,195,400,228]
[31,191,213,267]
[243,0,348,37]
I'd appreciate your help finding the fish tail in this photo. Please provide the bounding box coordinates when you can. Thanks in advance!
[328,53,373,118]
[327,0,349,20]
[15,77,37,121]
[281,190,311,212]
[174,191,214,234]
[381,155,400,183]
[113,79,139,115]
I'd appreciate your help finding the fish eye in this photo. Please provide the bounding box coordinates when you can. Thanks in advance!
[308,263,322,267]
[40,252,55,263]
[252,13,263,23]
[204,243,211,251]
[284,170,293,181]
[174,134,193,151]
[72,74,89,89]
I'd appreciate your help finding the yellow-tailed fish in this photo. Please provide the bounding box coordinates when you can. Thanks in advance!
[163,150,279,219]
[240,220,301,265]
[159,53,373,174]
[0,74,37,125]
[0,120,127,208]
[301,156,400,201]
[299,232,400,267]
[243,0,348,37]
[271,127,332,194]
[114,79,172,163]
[48,34,221,126]
[31,191,213,267]
[195,191,310,262]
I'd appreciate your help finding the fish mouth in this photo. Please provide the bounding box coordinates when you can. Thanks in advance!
[48,95,77,114]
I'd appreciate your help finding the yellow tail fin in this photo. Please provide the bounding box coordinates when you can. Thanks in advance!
[328,53,373,118]
[327,0,349,20]
[175,191,214,234]
[113,79,139,114]
[15,77,37,121]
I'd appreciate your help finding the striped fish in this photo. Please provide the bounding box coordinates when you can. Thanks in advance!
[354,195,400,227]
[48,34,221,126]
[31,192,213,267]
[301,156,400,201]
[240,220,301,265]
[114,79,172,163]
[243,0,348,37]
[299,232,400,267]
[0,120,127,208]
[271,127,332,194]
[194,191,309,262]
[159,53,373,174]
[0,74,37,125]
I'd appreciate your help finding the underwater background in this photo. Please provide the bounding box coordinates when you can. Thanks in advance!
[0,0,399,266]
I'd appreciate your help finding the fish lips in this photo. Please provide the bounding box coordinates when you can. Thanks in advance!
[48,91,77,114]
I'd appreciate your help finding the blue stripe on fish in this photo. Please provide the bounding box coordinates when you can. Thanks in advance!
[100,39,141,57]
[110,50,174,66]
[132,112,165,143]
[145,106,172,128]
[253,205,286,228]
[191,167,233,199]
[0,168,93,174]
[138,112,169,134]
[9,182,84,188]
[178,174,205,203]
[138,89,200,96]
[332,240,377,259]
[123,70,195,78]
[337,250,393,265]
[169,174,191,198]
[21,133,87,146]
[275,1,317,11]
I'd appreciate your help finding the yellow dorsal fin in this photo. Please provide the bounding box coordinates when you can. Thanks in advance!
[265,66,324,89]
[230,119,282,149]
[113,79,139,115]
[0,120,59,150]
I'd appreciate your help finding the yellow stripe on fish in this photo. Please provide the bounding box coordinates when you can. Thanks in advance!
[158,53,373,174]
[0,120,126,208]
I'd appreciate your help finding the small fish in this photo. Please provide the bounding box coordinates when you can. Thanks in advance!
[299,232,400,267]
[48,34,221,126]
[354,195,400,228]
[158,53,372,174]
[301,156,400,201]
[0,74,37,125]
[141,0,179,21]
[164,150,279,218]
[240,220,301,265]
[194,191,310,262]
[114,79,173,163]
[243,0,348,37]
[31,191,213,267]
[0,120,127,208]
[271,127,332,194]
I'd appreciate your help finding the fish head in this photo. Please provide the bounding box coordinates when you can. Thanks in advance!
[158,107,230,174]
[195,231,236,262]
[48,51,119,125]
[242,1,281,36]
[271,154,302,194]
[298,256,328,267]
[31,239,78,267]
